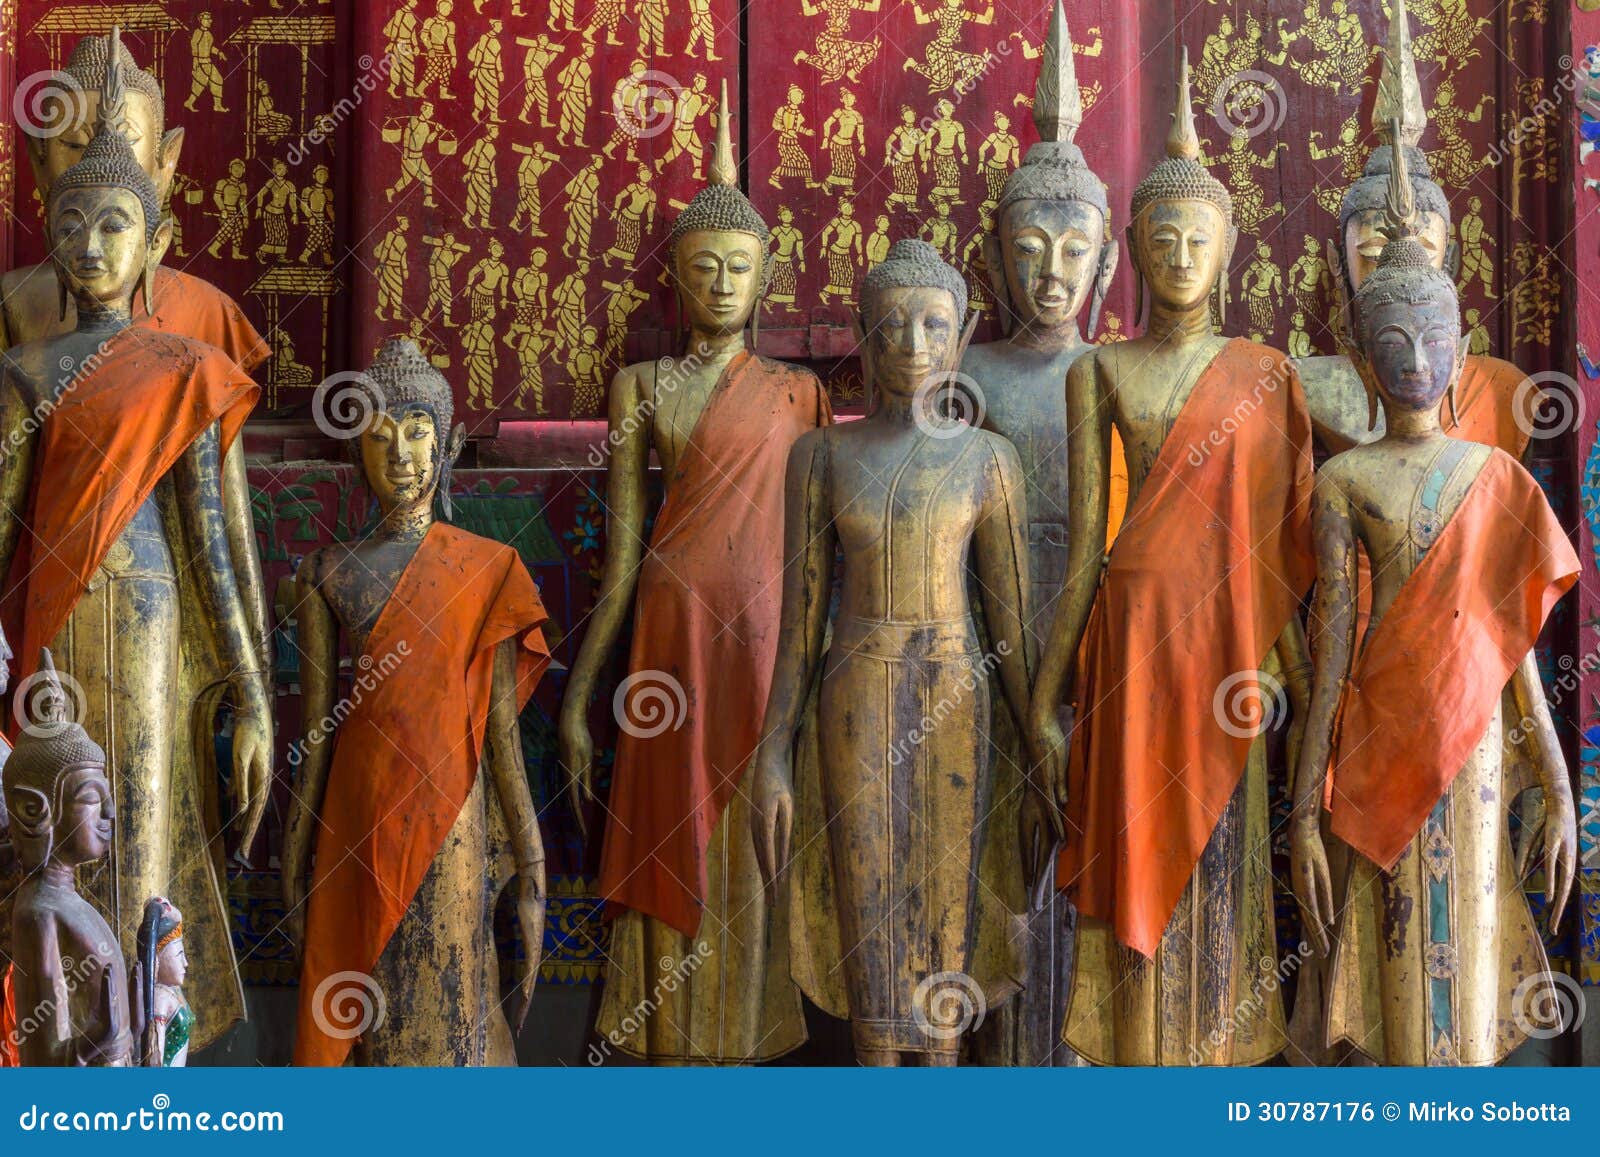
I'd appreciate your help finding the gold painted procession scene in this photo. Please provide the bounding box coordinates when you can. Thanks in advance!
[2,0,1600,1077]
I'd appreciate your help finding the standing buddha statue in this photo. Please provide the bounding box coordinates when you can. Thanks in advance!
[959,1,1116,1067]
[0,44,269,1053]
[284,340,551,1066]
[1297,0,1530,459]
[1027,50,1316,1065]
[751,239,1033,1066]
[1289,138,1579,1066]
[561,85,829,1064]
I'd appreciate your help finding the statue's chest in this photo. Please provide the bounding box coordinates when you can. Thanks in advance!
[830,442,983,557]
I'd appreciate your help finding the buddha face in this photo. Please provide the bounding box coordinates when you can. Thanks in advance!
[31,89,165,195]
[1360,294,1461,416]
[49,186,153,310]
[360,405,442,513]
[6,764,114,870]
[1344,208,1448,290]
[867,285,961,398]
[674,228,763,337]
[998,198,1104,335]
[1133,199,1229,313]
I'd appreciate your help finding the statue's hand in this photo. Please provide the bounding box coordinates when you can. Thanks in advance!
[557,706,595,838]
[1522,786,1578,934]
[1017,782,1061,910]
[749,745,794,891]
[1289,815,1334,956]
[230,686,273,853]
[1026,700,1070,810]
[511,865,547,1035]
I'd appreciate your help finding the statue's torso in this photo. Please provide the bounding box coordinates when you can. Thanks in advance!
[962,337,1081,532]
[642,352,741,477]
[309,535,425,650]
[1098,334,1231,501]
[14,878,126,1064]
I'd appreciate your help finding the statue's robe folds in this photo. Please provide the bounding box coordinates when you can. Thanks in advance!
[1060,340,1315,1065]
[0,328,258,1052]
[1325,448,1577,1066]
[294,524,550,1067]
[596,352,829,1064]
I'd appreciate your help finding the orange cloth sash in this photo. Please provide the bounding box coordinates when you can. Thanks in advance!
[1330,450,1576,870]
[293,523,551,1067]
[5,327,258,689]
[141,268,270,375]
[597,351,831,937]
[1059,339,1316,958]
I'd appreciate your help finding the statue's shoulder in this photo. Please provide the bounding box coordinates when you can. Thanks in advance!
[753,354,821,386]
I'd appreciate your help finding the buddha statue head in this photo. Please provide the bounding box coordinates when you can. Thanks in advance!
[354,339,466,523]
[986,2,1115,344]
[1127,48,1235,327]
[668,80,770,343]
[1337,0,1454,297]
[45,36,169,321]
[22,28,182,245]
[3,649,113,875]
[857,239,977,406]
[1347,126,1465,432]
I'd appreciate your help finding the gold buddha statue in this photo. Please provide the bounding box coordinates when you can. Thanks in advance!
[960,1,1113,1067]
[561,84,828,1064]
[284,340,552,1066]
[0,42,268,1051]
[1028,49,1316,1065]
[751,239,1033,1066]
[1297,0,1529,460]
[1290,138,1579,1066]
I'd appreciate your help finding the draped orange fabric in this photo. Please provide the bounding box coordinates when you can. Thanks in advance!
[4,327,258,690]
[140,268,270,376]
[1058,339,1316,958]
[1329,450,1576,870]
[597,351,831,937]
[1350,354,1533,652]
[294,523,550,1067]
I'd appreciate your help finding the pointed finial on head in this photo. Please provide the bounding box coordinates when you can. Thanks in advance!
[1033,0,1083,145]
[1167,46,1200,162]
[100,26,131,138]
[1374,0,1426,148]
[33,648,67,729]
[1382,117,1416,238]
[710,77,736,187]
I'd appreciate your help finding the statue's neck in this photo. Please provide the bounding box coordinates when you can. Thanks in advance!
[75,301,134,336]
[373,501,434,544]
[1010,318,1086,356]
[39,861,76,890]
[1145,301,1214,345]
[683,328,748,370]
[1382,405,1446,444]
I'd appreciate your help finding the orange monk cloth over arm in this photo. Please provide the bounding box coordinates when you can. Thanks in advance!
[1329,450,1577,870]
[294,524,551,1067]
[141,268,270,375]
[3,328,258,688]
[1059,340,1317,958]
[597,352,832,937]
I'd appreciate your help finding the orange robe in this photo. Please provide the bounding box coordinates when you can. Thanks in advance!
[1060,339,1316,957]
[597,351,832,937]
[1330,449,1577,869]
[294,523,551,1067]
[4,327,258,685]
